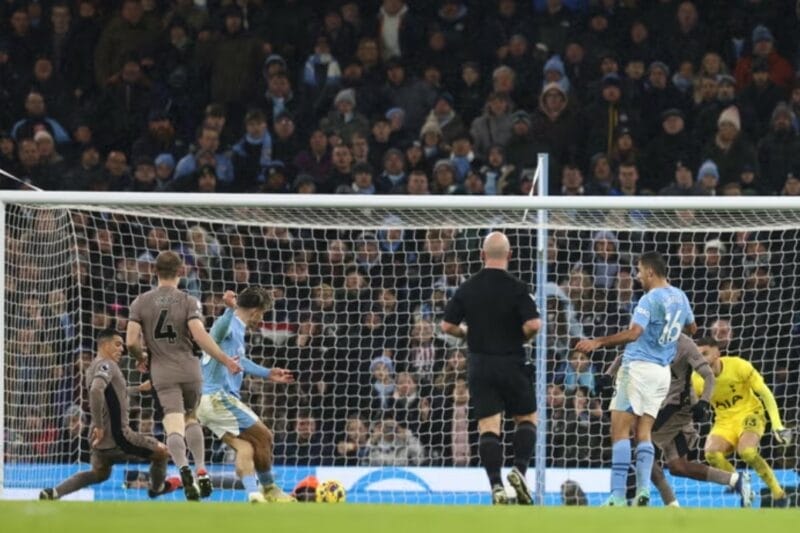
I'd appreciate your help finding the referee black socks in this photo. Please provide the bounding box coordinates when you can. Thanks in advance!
[513,422,536,475]
[478,432,503,487]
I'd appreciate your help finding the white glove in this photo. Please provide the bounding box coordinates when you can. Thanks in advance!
[773,428,793,446]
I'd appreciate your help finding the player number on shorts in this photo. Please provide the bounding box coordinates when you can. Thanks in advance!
[658,310,683,345]
[155,309,177,344]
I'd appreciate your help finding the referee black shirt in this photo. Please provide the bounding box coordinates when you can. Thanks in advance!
[443,268,540,358]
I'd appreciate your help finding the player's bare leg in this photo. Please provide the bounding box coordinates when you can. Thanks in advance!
[650,463,678,506]
[737,430,786,502]
[42,455,112,500]
[185,412,211,498]
[222,434,263,502]
[241,422,294,502]
[478,413,507,504]
[606,410,636,506]
[506,413,537,505]
[164,412,199,501]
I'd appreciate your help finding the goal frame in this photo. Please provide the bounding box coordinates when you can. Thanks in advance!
[3,171,800,503]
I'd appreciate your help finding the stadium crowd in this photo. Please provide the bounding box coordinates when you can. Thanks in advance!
[2,0,800,472]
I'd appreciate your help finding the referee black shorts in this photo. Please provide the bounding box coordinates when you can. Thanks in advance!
[468,355,536,419]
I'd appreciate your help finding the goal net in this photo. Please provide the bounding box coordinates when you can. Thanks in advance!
[1,194,799,506]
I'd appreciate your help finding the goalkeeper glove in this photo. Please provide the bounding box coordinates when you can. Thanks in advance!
[692,400,712,424]
[773,428,793,446]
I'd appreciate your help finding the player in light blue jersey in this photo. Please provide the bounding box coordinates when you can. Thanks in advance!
[577,251,697,507]
[196,287,295,503]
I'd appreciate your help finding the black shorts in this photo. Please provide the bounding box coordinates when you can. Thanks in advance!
[468,355,536,419]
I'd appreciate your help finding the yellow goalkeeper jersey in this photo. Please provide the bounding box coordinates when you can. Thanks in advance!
[692,356,765,421]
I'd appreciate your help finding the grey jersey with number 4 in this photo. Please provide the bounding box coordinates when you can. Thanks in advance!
[661,334,711,407]
[129,286,203,385]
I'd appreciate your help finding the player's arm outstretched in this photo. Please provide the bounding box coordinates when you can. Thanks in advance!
[747,366,792,445]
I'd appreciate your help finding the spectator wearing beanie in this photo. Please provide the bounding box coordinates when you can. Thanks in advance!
[701,106,758,185]
[734,25,794,91]
[692,159,719,195]
[319,88,370,144]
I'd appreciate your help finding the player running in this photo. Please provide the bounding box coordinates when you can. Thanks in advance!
[127,250,242,501]
[196,288,295,503]
[625,334,752,507]
[40,330,181,500]
[577,251,697,507]
[693,337,793,506]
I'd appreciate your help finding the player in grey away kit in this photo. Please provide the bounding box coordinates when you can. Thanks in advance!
[607,334,752,507]
[40,330,180,500]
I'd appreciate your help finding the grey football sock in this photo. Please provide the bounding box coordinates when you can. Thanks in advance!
[166,432,189,468]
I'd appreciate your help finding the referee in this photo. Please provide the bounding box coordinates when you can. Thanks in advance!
[441,232,541,505]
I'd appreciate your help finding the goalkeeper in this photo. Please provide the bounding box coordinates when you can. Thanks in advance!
[196,287,295,503]
[694,337,792,506]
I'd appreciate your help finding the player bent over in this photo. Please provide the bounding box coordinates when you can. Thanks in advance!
[643,335,752,507]
[578,251,696,506]
[196,288,295,503]
[694,337,793,506]
[41,330,180,500]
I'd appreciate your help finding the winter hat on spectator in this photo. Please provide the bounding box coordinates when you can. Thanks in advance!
[147,109,169,123]
[544,55,566,77]
[33,130,53,143]
[752,25,774,44]
[704,239,727,253]
[511,110,531,126]
[648,61,670,76]
[697,160,720,182]
[369,354,395,375]
[155,153,175,170]
[717,106,741,131]
[660,108,685,122]
[292,174,315,191]
[716,74,736,87]
[334,88,356,107]
[385,107,405,120]
[435,92,455,107]
[541,82,566,99]
[433,159,456,174]
[601,73,622,89]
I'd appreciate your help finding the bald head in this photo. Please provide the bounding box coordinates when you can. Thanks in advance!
[482,232,511,262]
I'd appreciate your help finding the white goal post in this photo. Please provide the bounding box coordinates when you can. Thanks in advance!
[2,179,800,506]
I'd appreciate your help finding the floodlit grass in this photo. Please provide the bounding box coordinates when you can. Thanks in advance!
[2,501,799,533]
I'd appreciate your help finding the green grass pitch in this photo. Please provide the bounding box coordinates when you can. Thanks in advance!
[2,501,799,533]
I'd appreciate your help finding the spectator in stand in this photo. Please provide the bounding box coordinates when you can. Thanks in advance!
[93,0,158,87]
[274,411,333,466]
[11,90,70,144]
[196,5,263,126]
[363,417,425,467]
[701,106,758,186]
[555,349,598,396]
[644,109,697,189]
[739,58,788,140]
[469,92,512,161]
[319,89,369,144]
[734,25,794,91]
[231,109,273,192]
[174,126,234,187]
[293,129,332,192]
[757,103,800,194]
[658,161,696,196]
[334,415,370,466]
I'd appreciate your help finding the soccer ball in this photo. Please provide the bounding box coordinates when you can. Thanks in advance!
[315,479,347,503]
